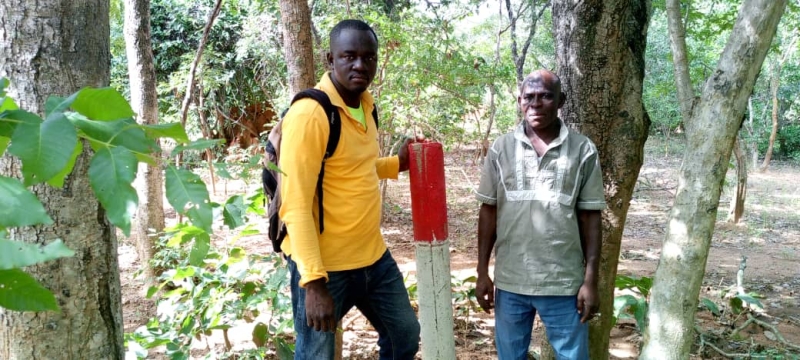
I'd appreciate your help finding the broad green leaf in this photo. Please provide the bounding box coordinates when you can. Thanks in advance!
[165,165,212,232]
[70,116,157,155]
[89,147,139,236]
[186,205,213,235]
[71,87,134,121]
[223,195,246,229]
[44,95,69,118]
[7,111,78,185]
[252,322,268,348]
[0,176,53,228]
[141,123,189,143]
[170,139,225,156]
[0,268,59,311]
[46,141,83,188]
[0,136,9,158]
[0,238,74,270]
[729,296,744,314]
[612,294,638,327]
[700,298,720,316]
[0,97,18,112]
[633,298,648,331]
[189,233,210,267]
[276,337,294,360]
[213,162,233,180]
[735,293,764,309]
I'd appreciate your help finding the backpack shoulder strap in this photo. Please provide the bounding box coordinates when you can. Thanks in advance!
[289,88,341,234]
[290,88,341,160]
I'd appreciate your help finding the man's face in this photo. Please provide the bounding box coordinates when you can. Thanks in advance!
[518,74,565,132]
[328,29,378,97]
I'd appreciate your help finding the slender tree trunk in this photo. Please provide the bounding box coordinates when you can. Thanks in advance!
[760,63,780,172]
[641,1,786,358]
[552,1,652,359]
[728,137,747,223]
[666,0,695,124]
[123,0,165,287]
[279,0,316,95]
[0,1,124,359]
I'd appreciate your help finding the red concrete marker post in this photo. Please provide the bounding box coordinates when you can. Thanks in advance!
[408,141,456,359]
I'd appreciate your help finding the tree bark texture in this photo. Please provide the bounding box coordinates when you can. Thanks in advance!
[280,0,317,94]
[124,0,165,285]
[552,1,652,359]
[727,137,746,224]
[0,1,124,359]
[666,0,695,124]
[640,1,786,358]
[759,62,780,171]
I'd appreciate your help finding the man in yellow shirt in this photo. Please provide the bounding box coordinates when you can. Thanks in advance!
[278,19,419,359]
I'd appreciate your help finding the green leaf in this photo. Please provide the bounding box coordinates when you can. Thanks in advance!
[252,322,268,348]
[46,141,83,188]
[735,293,764,309]
[7,111,78,185]
[69,116,157,155]
[89,147,139,236]
[0,268,59,311]
[0,78,9,95]
[0,238,74,270]
[188,232,210,266]
[44,96,69,117]
[223,195,246,229]
[701,298,720,316]
[276,337,294,360]
[0,176,53,228]
[71,87,134,121]
[729,296,744,314]
[169,139,225,156]
[612,294,638,327]
[0,97,18,112]
[0,136,9,157]
[141,123,189,144]
[165,165,212,232]
[633,297,648,331]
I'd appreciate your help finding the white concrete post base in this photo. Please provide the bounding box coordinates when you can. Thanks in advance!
[415,240,456,360]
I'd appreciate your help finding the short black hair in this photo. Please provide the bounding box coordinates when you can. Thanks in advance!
[330,19,378,45]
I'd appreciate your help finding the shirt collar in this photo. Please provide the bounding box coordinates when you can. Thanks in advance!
[513,118,570,149]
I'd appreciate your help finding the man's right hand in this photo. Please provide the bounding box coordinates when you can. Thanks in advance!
[304,279,336,332]
[475,274,495,313]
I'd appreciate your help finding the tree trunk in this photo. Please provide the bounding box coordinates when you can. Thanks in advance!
[0,1,124,359]
[759,62,780,172]
[640,1,786,358]
[552,1,652,359]
[727,137,747,224]
[123,0,165,287]
[279,0,316,95]
[666,0,695,124]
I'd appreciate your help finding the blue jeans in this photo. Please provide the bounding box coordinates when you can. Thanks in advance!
[494,289,588,360]
[288,250,420,360]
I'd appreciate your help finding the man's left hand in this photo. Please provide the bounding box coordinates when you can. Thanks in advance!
[577,282,599,323]
[397,137,416,172]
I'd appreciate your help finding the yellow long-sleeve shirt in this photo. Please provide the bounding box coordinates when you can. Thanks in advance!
[278,73,399,287]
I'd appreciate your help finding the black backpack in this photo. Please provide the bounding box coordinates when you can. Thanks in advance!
[262,89,378,253]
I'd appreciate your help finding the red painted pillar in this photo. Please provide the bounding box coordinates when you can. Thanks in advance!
[407,141,455,359]
[408,142,448,242]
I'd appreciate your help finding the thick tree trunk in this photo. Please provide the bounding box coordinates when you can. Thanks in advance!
[640,1,786,358]
[666,0,695,124]
[279,0,316,95]
[124,0,165,286]
[0,1,124,359]
[552,1,652,359]
[727,137,747,224]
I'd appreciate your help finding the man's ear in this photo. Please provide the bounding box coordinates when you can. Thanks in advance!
[326,52,333,66]
[557,92,566,109]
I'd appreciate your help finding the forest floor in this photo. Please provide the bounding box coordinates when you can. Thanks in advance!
[120,136,800,359]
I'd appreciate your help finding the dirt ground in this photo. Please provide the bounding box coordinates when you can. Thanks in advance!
[120,136,800,359]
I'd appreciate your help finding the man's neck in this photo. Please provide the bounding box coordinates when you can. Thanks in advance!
[525,121,561,145]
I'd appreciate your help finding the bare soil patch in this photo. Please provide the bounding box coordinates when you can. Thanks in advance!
[120,136,800,359]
